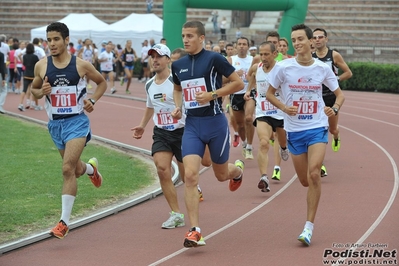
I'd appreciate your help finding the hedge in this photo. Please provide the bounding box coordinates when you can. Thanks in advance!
[339,62,399,93]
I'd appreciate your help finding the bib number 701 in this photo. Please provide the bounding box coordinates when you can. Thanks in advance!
[51,94,77,107]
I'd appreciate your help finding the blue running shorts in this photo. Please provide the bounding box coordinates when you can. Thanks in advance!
[124,65,134,71]
[182,114,230,164]
[48,113,91,150]
[287,127,328,155]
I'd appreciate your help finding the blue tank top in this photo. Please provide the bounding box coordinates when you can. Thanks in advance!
[45,55,87,120]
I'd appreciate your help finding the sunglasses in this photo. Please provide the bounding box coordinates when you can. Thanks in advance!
[313,35,326,40]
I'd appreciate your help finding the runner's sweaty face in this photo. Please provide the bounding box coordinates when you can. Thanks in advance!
[47,31,68,57]
[182,27,204,55]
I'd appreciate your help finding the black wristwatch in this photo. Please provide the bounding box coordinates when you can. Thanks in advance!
[211,91,218,100]
[88,98,96,105]
[332,107,339,116]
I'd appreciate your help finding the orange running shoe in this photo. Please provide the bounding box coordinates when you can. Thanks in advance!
[233,135,240,147]
[50,220,69,239]
[184,227,206,248]
[88,157,103,188]
[229,160,244,191]
[198,186,204,202]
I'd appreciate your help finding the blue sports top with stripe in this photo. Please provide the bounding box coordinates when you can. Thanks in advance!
[171,49,235,117]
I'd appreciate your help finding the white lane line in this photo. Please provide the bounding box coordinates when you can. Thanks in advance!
[102,101,146,110]
[332,125,398,266]
[343,105,399,115]
[344,95,399,104]
[149,174,298,266]
[341,112,399,127]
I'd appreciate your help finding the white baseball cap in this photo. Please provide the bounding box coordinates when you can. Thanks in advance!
[148,43,171,57]
[249,46,257,51]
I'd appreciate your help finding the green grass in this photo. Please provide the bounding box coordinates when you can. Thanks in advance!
[0,115,155,243]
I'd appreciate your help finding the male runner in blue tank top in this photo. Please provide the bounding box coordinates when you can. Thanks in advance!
[31,22,107,239]
[171,20,245,248]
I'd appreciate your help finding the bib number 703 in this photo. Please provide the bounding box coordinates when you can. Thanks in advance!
[293,100,317,114]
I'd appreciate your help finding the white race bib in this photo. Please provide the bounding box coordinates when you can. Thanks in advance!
[292,92,319,120]
[50,86,79,115]
[181,78,210,109]
[156,111,178,126]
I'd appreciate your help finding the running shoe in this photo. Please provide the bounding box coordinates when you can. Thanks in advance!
[197,236,206,246]
[50,220,69,239]
[233,135,240,147]
[225,103,230,113]
[272,168,281,181]
[279,147,290,161]
[162,211,185,229]
[229,160,244,191]
[321,164,328,177]
[198,186,204,202]
[270,139,275,146]
[88,157,103,187]
[298,228,312,246]
[125,90,131,94]
[242,147,247,158]
[258,175,270,192]
[332,137,341,152]
[184,227,205,248]
[120,77,125,86]
[111,88,117,94]
[34,105,43,111]
[245,148,254,160]
[18,104,24,112]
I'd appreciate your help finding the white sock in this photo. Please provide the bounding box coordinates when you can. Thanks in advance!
[60,195,75,226]
[195,227,201,233]
[242,140,247,148]
[246,144,252,150]
[234,167,243,180]
[305,221,314,231]
[274,166,280,170]
[234,132,238,136]
[85,163,94,175]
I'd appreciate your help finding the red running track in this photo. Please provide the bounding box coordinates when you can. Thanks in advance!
[0,79,398,266]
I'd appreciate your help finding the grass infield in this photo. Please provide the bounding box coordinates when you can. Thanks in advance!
[0,115,155,243]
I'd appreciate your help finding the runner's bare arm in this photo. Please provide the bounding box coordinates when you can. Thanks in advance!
[201,71,244,103]
[333,51,352,81]
[31,59,49,99]
[266,84,297,116]
[171,83,183,120]
[77,58,107,102]
[246,64,257,90]
[131,107,155,139]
